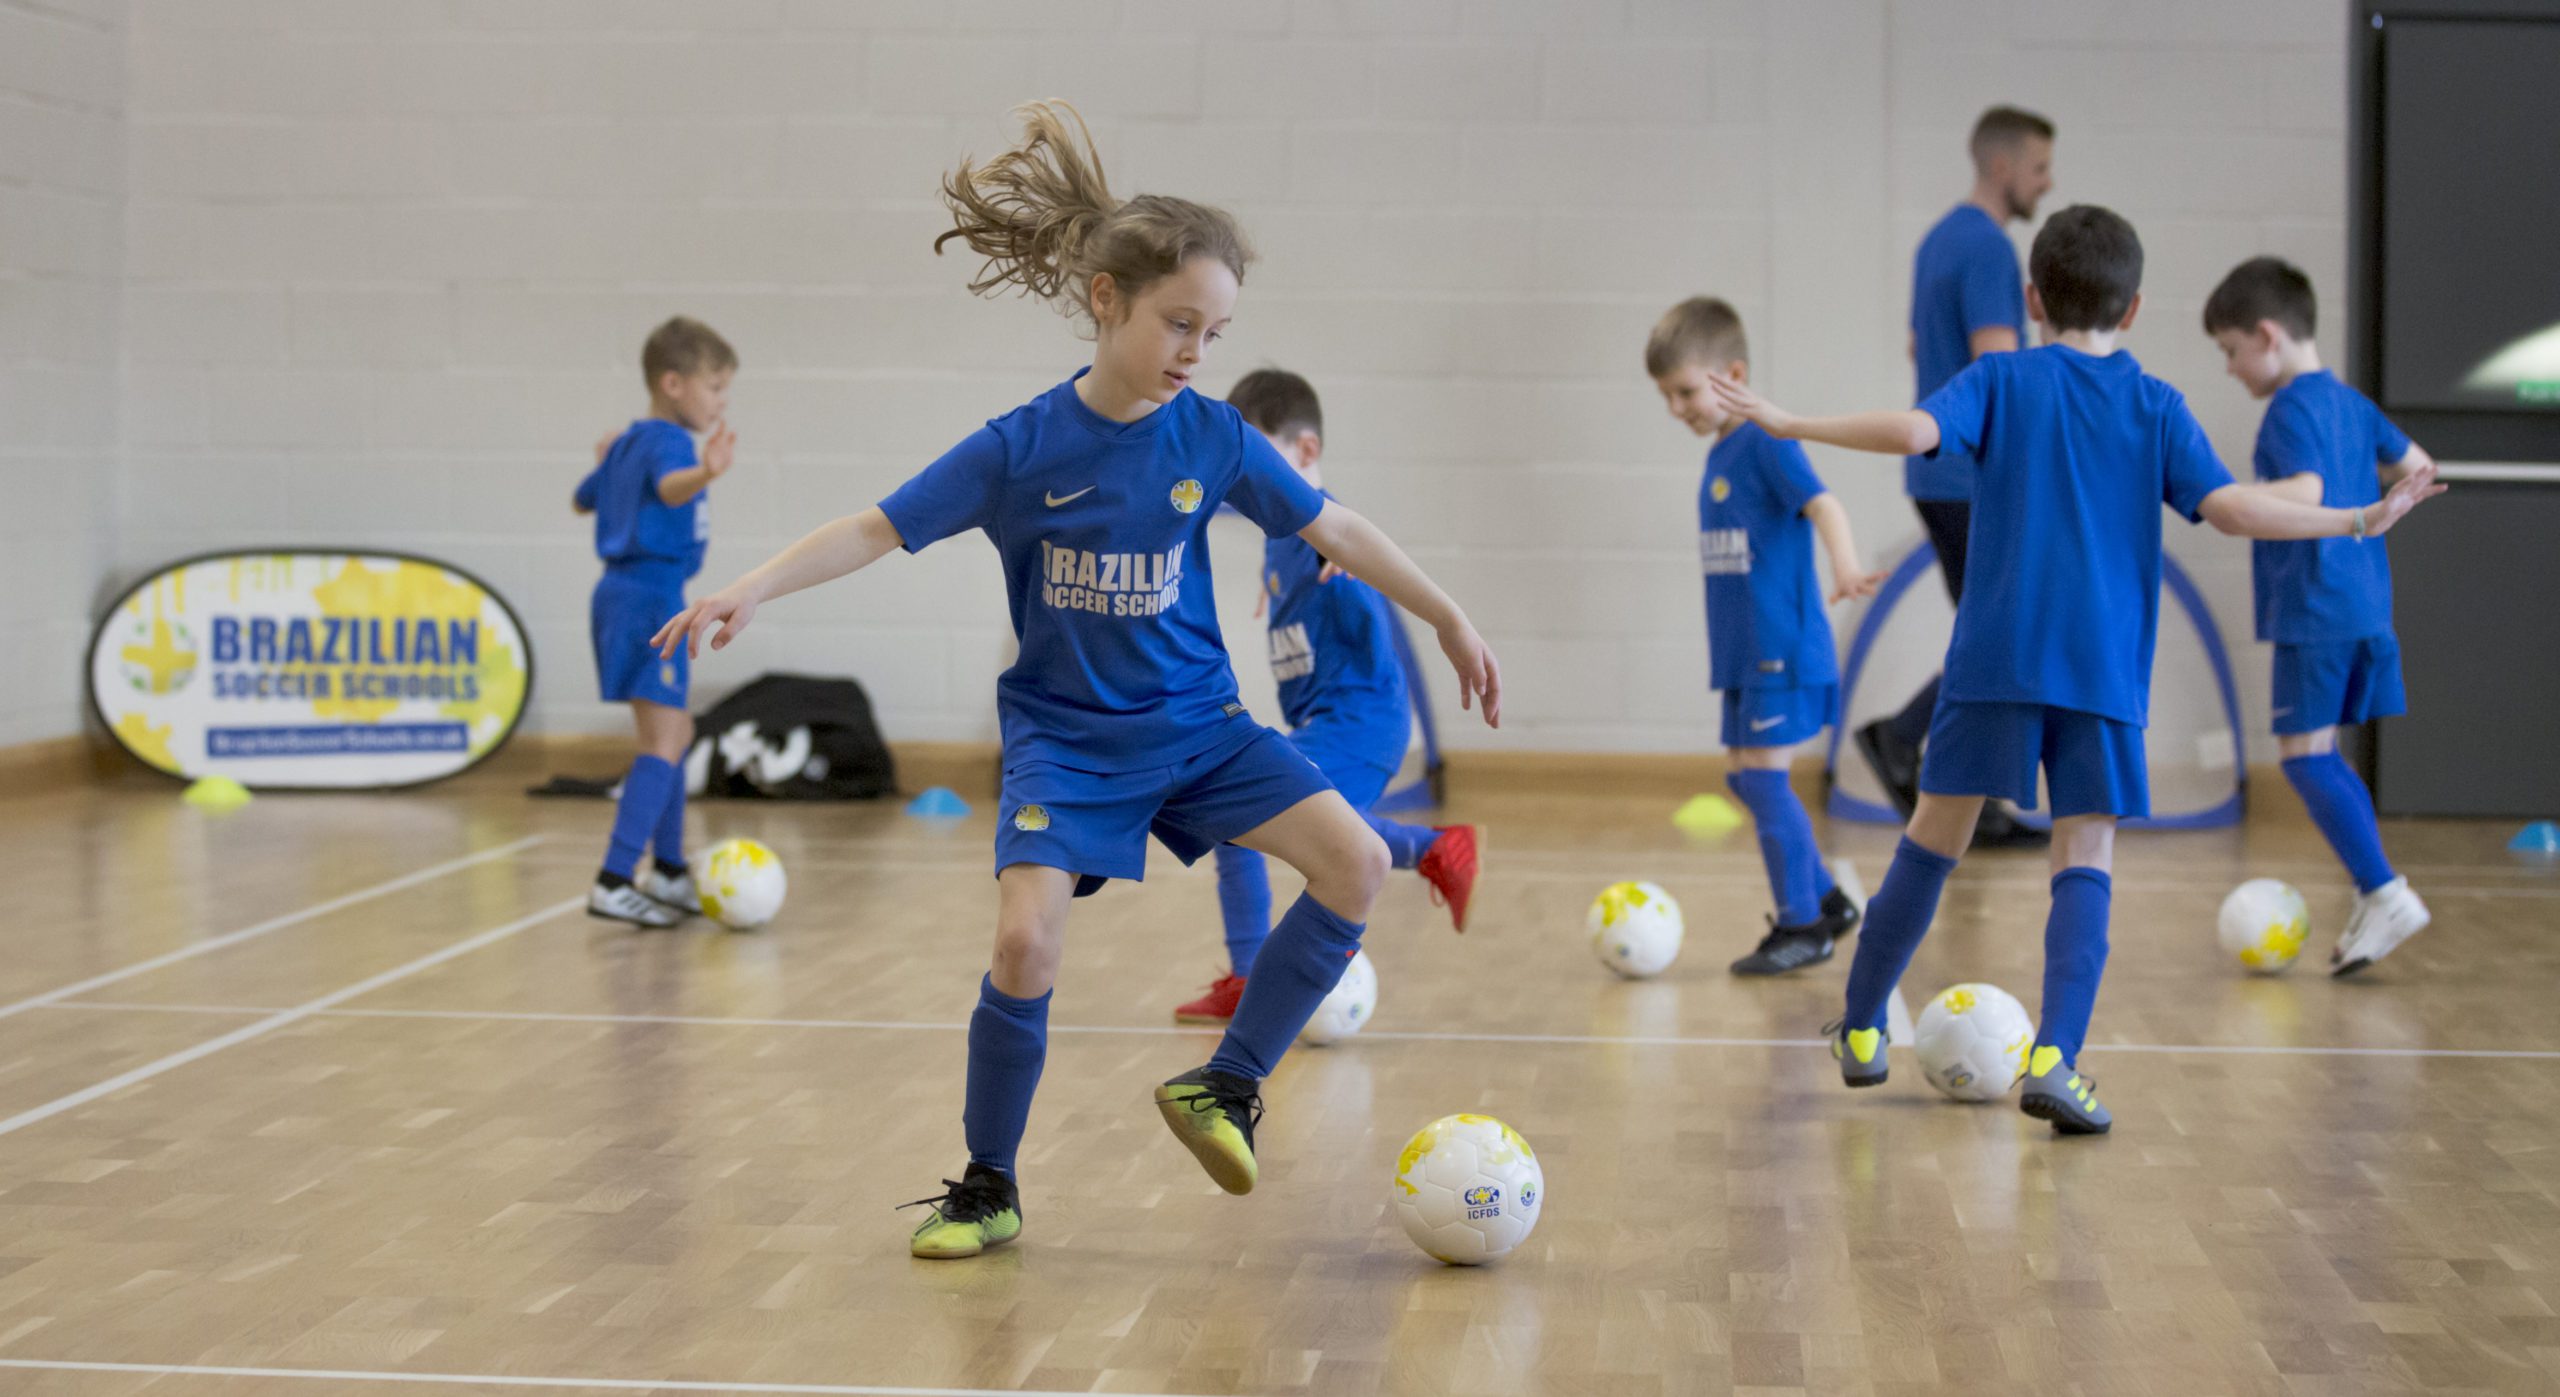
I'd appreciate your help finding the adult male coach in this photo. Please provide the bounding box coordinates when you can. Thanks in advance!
[1856,105,2054,848]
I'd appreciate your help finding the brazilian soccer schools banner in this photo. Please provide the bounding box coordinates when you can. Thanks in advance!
[88,550,533,789]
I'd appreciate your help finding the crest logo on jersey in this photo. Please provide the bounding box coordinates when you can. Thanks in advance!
[1709,475,1731,503]
[1170,479,1204,514]
[1266,571,1281,597]
[1012,804,1051,832]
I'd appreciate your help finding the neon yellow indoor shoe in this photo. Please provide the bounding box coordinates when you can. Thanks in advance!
[1154,1066,1262,1195]
[901,1163,1022,1258]
[1824,1017,1889,1087]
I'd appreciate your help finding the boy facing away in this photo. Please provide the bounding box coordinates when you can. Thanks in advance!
[2205,256,2434,975]
[1706,207,2443,1135]
[1176,369,1480,1025]
[1646,297,1884,975]
[574,316,738,929]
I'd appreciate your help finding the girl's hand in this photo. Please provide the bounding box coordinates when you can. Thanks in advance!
[1830,566,1891,603]
[2362,460,2445,537]
[702,422,737,479]
[1702,376,1796,436]
[1438,620,1502,729]
[652,589,759,659]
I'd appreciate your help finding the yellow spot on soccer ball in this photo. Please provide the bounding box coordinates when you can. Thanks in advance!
[1170,479,1204,514]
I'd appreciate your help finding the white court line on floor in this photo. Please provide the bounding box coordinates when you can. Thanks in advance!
[0,898,583,1139]
[0,834,548,1025]
[0,1358,1218,1397]
[504,850,2560,899]
[40,999,2560,1061]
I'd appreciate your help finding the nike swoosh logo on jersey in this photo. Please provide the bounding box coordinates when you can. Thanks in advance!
[1750,716,1786,732]
[1045,486,1096,507]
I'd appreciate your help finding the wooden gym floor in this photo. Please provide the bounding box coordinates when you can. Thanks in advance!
[2,768,2557,1396]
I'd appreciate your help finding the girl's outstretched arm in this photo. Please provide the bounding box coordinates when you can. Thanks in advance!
[1300,500,1502,728]
[652,507,907,659]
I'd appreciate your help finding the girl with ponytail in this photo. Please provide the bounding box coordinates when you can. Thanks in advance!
[656,102,1500,1259]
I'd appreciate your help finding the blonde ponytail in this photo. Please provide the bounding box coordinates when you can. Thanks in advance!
[937,100,1254,326]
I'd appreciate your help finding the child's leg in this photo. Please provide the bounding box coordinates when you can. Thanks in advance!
[1726,745,1821,925]
[1363,812,1439,870]
[2278,729,2397,895]
[1840,793,1980,1030]
[601,700,687,880]
[638,703,694,873]
[1206,792,1387,1081]
[1211,844,1272,977]
[2034,816,2117,1066]
[966,863,1076,1179]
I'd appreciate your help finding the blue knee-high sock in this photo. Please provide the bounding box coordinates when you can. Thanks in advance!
[602,755,677,879]
[2036,868,2112,1066]
[1841,837,1958,1032]
[2282,753,2397,895]
[963,974,1050,1178]
[651,765,688,870]
[1728,769,1821,925]
[1365,813,1437,870]
[1208,893,1364,1081]
[1213,844,1273,977]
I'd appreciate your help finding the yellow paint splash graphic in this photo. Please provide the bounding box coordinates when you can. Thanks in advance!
[308,559,526,753]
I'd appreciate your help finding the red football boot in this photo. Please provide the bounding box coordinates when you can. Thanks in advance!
[1173,972,1247,1025]
[1416,824,1481,933]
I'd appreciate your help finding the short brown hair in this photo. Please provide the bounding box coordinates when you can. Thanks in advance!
[1228,368,1322,441]
[1644,297,1748,377]
[1970,105,2055,168]
[642,316,738,385]
[2203,256,2316,341]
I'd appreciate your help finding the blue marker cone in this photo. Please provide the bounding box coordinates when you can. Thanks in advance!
[2510,820,2560,857]
[906,786,971,819]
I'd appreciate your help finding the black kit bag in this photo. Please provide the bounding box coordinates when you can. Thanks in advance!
[683,672,897,800]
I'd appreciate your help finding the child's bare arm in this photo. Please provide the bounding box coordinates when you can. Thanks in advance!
[652,507,905,659]
[656,424,736,507]
[1300,500,1501,728]
[2200,464,2445,541]
[1803,494,1890,602]
[2264,473,2324,505]
[1703,377,1939,457]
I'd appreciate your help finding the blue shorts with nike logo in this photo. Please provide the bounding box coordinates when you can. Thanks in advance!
[1720,683,1838,749]
[994,723,1336,898]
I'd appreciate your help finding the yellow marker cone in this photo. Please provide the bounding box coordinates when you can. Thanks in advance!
[182,775,253,812]
[1670,792,1746,840]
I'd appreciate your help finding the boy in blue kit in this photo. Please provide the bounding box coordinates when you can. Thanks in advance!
[2206,257,2436,975]
[1173,369,1481,1026]
[1645,298,1884,975]
[1707,207,2443,1134]
[1858,106,2054,851]
[574,316,738,929]
[655,104,1499,1258]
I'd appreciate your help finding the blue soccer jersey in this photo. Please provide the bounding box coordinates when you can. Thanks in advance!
[1919,346,2236,727]
[2249,370,2410,645]
[1700,421,1839,693]
[1264,490,1411,761]
[576,419,710,578]
[1906,204,2027,502]
[879,370,1326,774]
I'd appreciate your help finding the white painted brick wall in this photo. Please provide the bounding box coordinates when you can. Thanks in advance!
[1,0,122,747]
[80,0,2353,760]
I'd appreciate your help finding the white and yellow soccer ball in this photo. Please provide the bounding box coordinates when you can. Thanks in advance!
[1587,880,1683,978]
[2218,878,2310,973]
[1915,983,2034,1102]
[1392,1113,1544,1265]
[1299,949,1377,1046]
[698,837,787,930]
